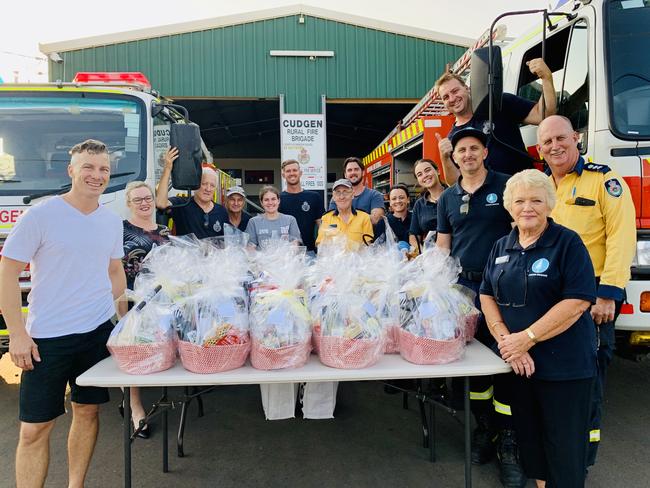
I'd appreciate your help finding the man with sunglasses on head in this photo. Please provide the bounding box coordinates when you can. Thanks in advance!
[155,147,228,239]
[436,128,525,488]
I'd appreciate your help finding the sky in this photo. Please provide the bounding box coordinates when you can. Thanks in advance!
[0,0,552,83]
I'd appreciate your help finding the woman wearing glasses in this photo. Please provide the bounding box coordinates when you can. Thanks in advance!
[120,180,170,438]
[480,170,597,488]
[409,159,445,252]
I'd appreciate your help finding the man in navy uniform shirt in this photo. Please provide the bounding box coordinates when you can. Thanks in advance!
[278,159,324,253]
[437,127,525,487]
[155,148,228,239]
[434,58,555,184]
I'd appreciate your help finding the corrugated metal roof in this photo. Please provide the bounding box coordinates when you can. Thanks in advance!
[40,4,473,53]
[46,10,466,113]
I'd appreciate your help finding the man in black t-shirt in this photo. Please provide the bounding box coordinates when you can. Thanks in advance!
[155,147,228,239]
[435,59,556,184]
[278,159,324,252]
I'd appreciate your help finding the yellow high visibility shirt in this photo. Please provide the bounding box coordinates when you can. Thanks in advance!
[549,157,636,300]
[316,208,374,250]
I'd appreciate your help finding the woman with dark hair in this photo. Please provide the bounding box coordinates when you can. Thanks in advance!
[245,185,302,249]
[386,185,412,245]
[409,158,444,252]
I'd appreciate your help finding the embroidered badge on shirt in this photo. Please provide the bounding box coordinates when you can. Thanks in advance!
[486,193,498,204]
[531,258,550,274]
[213,220,222,233]
[605,178,622,198]
[302,201,311,212]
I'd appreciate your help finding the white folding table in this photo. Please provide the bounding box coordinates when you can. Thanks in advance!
[78,340,510,488]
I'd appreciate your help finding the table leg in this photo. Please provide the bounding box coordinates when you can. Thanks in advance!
[429,399,436,463]
[464,376,471,488]
[124,386,132,488]
[162,386,168,473]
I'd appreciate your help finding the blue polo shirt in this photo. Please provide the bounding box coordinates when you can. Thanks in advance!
[437,171,512,273]
[480,219,597,381]
[448,93,535,175]
[410,191,438,239]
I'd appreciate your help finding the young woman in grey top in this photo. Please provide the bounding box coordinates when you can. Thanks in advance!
[245,185,302,249]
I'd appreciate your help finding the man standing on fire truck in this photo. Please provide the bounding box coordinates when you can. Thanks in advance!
[435,58,556,184]
[537,115,636,467]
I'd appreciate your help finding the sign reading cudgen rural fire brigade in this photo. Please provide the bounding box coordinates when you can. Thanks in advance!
[280,113,326,190]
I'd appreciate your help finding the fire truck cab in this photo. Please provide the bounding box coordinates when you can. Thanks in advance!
[0,72,234,357]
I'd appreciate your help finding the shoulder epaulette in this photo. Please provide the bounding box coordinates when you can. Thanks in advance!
[584,163,611,174]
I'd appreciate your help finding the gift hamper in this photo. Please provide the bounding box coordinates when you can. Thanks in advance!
[249,240,312,370]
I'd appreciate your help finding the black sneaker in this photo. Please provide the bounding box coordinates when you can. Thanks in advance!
[471,415,497,465]
[497,429,527,488]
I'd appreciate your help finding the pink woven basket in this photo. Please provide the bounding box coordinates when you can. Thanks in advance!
[398,329,464,365]
[108,341,176,375]
[384,325,400,354]
[250,338,312,370]
[464,313,480,343]
[178,340,250,374]
[318,336,383,369]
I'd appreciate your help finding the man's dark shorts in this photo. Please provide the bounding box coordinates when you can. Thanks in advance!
[19,320,113,423]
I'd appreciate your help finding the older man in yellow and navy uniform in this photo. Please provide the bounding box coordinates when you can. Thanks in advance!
[538,115,636,467]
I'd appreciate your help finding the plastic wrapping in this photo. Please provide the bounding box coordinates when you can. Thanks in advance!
[175,245,252,373]
[398,247,477,364]
[249,240,312,370]
[308,246,385,369]
[358,242,404,354]
[107,287,177,374]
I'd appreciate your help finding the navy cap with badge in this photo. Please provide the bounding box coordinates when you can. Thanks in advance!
[450,127,488,150]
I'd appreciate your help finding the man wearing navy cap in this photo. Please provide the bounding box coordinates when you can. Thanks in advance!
[437,127,526,488]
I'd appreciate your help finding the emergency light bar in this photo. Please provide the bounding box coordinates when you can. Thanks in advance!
[73,72,151,88]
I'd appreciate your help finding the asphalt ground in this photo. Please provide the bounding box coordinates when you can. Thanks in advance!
[1,352,649,488]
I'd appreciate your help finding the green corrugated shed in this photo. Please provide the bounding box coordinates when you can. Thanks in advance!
[45,9,468,113]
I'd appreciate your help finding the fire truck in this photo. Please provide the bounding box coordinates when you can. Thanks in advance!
[364,0,650,355]
[0,72,235,358]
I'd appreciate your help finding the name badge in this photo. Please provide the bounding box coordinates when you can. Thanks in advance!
[495,255,509,264]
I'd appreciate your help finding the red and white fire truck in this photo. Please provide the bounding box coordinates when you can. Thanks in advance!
[364,0,650,355]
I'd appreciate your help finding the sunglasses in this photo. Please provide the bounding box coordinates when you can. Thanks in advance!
[460,193,471,215]
[203,214,210,228]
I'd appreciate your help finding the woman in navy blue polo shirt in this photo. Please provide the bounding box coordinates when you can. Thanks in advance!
[409,158,444,252]
[480,170,597,488]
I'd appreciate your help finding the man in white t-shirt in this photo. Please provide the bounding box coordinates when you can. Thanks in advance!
[0,139,126,488]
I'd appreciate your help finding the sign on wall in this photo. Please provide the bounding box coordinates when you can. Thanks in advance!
[280,113,327,190]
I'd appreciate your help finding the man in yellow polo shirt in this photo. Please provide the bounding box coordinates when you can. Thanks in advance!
[537,115,636,468]
[317,178,374,249]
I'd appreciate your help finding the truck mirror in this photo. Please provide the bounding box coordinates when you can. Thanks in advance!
[170,123,202,190]
[470,46,503,116]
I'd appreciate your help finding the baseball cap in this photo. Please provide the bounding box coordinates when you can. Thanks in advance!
[450,127,488,150]
[332,178,353,190]
[226,186,246,197]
